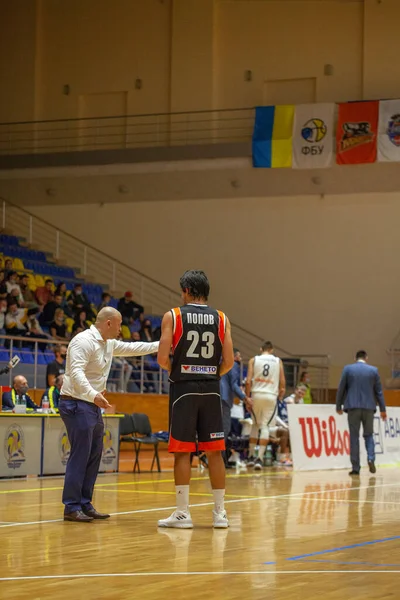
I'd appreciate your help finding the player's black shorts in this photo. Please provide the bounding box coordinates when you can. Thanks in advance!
[168,380,225,453]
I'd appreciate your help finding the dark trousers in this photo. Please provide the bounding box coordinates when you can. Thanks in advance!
[348,408,375,472]
[222,401,231,464]
[59,397,104,513]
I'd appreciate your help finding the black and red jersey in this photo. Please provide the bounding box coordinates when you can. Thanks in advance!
[169,304,227,383]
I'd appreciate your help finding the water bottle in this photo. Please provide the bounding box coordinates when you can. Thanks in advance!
[21,394,27,413]
[42,393,49,414]
[264,444,273,467]
[14,393,26,414]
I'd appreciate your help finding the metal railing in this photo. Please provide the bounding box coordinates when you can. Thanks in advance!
[0,107,254,156]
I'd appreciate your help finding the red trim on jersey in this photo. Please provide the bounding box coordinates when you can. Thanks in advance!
[172,307,183,351]
[217,311,226,345]
[198,439,226,451]
[168,434,196,453]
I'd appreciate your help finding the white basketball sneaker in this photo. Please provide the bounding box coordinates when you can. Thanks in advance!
[157,510,193,529]
[212,510,229,529]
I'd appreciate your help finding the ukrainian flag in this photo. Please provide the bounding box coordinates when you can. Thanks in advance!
[252,105,295,168]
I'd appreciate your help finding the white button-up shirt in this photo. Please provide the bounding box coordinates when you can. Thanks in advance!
[61,325,159,403]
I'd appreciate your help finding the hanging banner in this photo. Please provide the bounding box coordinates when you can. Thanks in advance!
[292,103,335,169]
[336,101,378,165]
[252,105,294,168]
[378,99,400,162]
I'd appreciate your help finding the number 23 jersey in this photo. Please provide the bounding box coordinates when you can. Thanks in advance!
[169,304,226,383]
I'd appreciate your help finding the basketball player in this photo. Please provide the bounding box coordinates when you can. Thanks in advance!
[157,270,234,529]
[245,341,286,470]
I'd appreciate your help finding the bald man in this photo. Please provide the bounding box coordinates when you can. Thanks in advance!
[2,375,37,411]
[60,307,159,522]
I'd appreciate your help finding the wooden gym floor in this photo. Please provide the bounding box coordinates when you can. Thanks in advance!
[1,453,400,599]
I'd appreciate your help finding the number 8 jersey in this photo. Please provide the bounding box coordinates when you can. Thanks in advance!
[251,354,281,396]
[169,304,226,383]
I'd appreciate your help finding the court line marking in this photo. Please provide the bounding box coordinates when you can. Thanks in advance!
[99,489,256,499]
[300,560,400,567]
[0,471,298,496]
[286,535,400,562]
[1,570,400,582]
[1,480,399,529]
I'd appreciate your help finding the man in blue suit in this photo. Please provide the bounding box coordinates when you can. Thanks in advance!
[220,348,247,467]
[336,350,387,476]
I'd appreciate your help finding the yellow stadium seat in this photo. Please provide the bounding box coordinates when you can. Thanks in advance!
[121,325,131,340]
[65,317,74,334]
[27,273,37,291]
[35,275,45,288]
[13,258,24,271]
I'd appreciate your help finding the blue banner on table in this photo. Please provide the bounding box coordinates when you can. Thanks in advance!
[252,105,294,168]
[292,103,335,169]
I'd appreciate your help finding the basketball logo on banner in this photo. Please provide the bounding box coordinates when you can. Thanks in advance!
[4,424,25,469]
[301,118,327,147]
[292,103,335,169]
[387,113,400,147]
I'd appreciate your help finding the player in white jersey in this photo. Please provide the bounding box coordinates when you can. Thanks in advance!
[245,341,286,470]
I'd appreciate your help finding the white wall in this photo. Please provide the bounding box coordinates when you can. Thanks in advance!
[29,191,399,381]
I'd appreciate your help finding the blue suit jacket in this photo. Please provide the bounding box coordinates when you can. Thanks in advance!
[336,361,386,413]
[2,390,37,411]
[220,361,246,408]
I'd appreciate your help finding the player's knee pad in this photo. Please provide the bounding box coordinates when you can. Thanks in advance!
[259,426,270,440]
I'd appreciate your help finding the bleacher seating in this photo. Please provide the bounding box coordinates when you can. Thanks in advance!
[0,232,162,376]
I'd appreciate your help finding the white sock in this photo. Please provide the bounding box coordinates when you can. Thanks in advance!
[258,445,267,461]
[176,485,189,512]
[249,443,256,457]
[212,489,225,513]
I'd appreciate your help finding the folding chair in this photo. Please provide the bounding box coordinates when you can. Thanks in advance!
[131,413,161,474]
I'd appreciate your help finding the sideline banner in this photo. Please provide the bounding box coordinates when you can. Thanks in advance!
[288,404,400,471]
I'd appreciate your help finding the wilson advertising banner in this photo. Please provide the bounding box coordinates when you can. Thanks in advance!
[288,404,400,471]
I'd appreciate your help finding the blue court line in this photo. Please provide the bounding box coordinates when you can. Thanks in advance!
[298,559,400,568]
[284,535,400,562]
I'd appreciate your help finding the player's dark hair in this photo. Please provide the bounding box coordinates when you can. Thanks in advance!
[233,348,240,355]
[356,350,368,360]
[179,270,210,301]
[262,341,274,352]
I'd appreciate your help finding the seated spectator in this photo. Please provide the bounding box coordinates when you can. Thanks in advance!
[46,344,67,387]
[19,274,38,309]
[0,298,6,335]
[55,282,73,317]
[98,292,111,312]
[285,384,307,405]
[41,374,63,411]
[25,307,49,352]
[117,291,144,325]
[0,270,8,299]
[8,287,23,308]
[6,271,23,304]
[5,300,27,346]
[139,318,155,343]
[273,384,308,466]
[2,375,37,411]
[69,283,93,320]
[72,309,90,334]
[40,293,63,327]
[50,308,70,342]
[299,371,313,404]
[36,278,54,309]
[4,258,13,278]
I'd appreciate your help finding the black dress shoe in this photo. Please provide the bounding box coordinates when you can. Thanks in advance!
[82,507,110,520]
[64,510,93,522]
[349,470,360,476]
[368,460,376,474]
